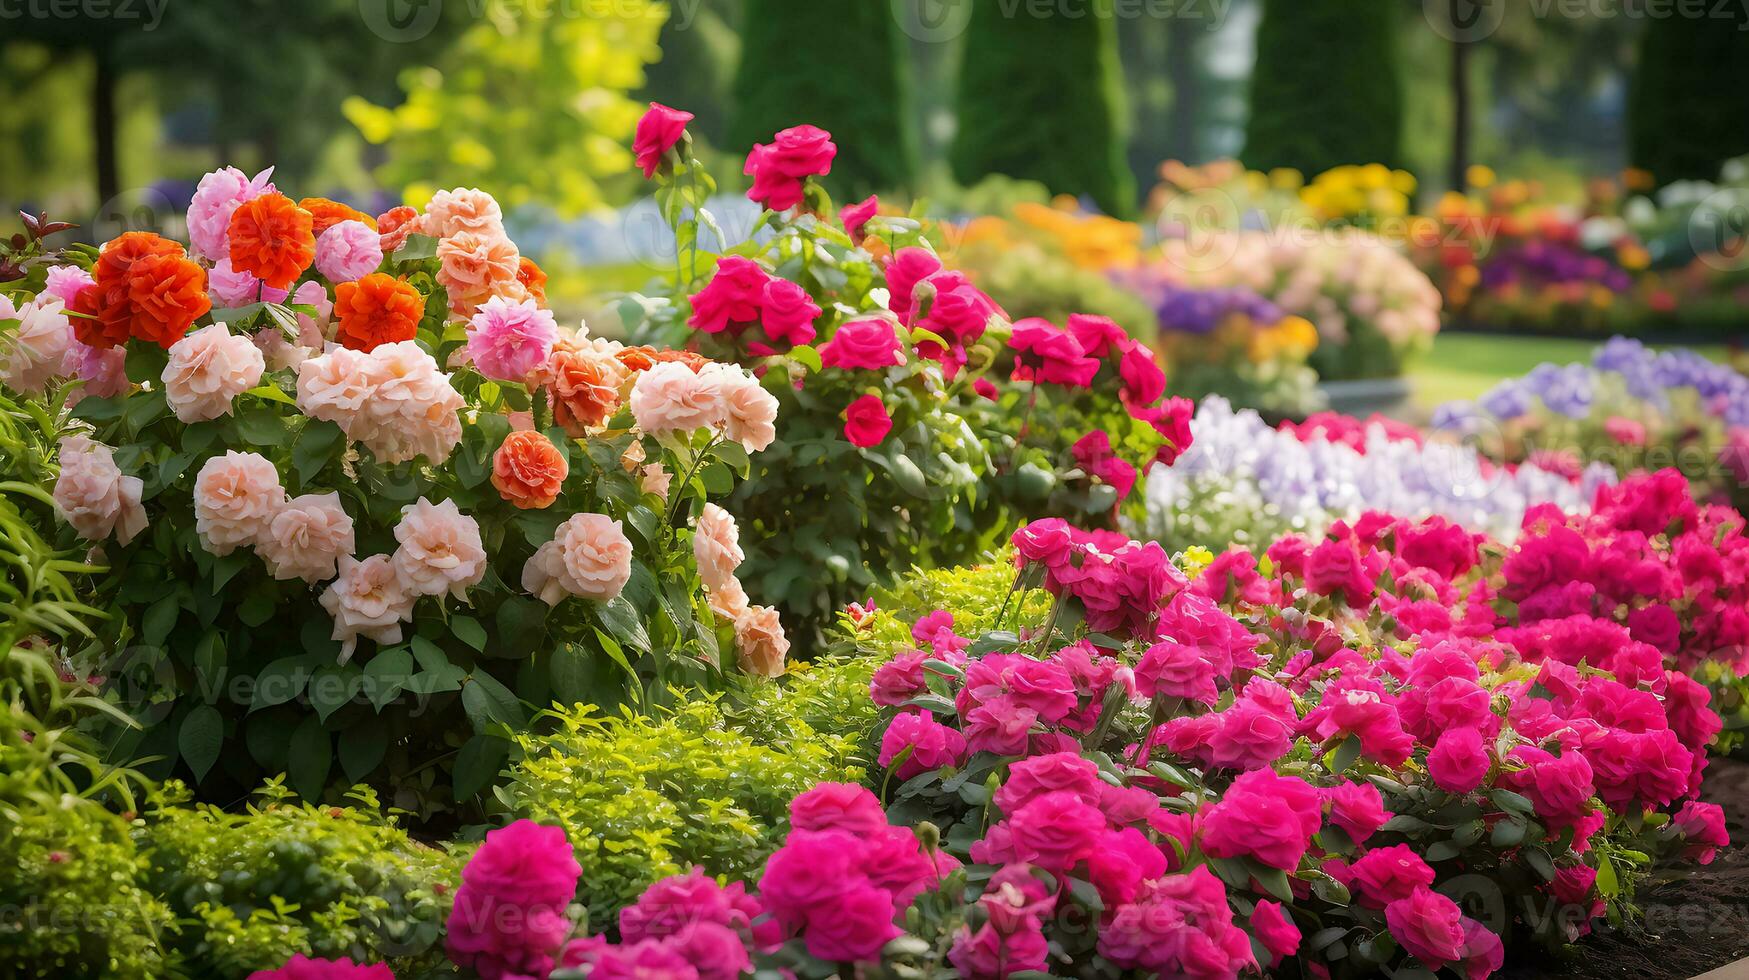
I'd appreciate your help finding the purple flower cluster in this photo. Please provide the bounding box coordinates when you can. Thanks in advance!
[1479,241,1632,293]
[1123,273,1282,336]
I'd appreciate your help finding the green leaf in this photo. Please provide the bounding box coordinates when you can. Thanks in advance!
[177,704,224,782]
[549,643,596,706]
[452,733,508,801]
[495,596,548,654]
[363,647,414,710]
[1490,817,1527,848]
[292,420,346,485]
[287,716,332,800]
[251,654,319,711]
[452,614,487,652]
[234,407,288,446]
[339,721,388,782]
[141,593,180,646]
[1330,734,1362,774]
[596,595,651,652]
[193,630,226,681]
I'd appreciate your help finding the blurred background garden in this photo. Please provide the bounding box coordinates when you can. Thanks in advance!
[4,0,1748,417]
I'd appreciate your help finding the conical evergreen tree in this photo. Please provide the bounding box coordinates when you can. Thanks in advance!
[949,0,1135,217]
[1629,6,1749,184]
[730,0,915,200]
[1242,0,1404,176]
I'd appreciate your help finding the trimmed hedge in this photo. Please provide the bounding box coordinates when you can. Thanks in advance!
[1242,0,1404,176]
[950,0,1135,216]
[1629,5,1749,185]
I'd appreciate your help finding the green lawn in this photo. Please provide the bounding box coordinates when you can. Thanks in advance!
[1409,333,1732,411]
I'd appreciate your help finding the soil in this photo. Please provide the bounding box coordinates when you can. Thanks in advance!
[1496,755,1749,980]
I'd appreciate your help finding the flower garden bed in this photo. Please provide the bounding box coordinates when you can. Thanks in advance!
[1,107,1746,980]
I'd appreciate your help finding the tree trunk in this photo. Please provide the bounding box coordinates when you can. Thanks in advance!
[93,44,119,210]
[1165,18,1200,163]
[1450,37,1471,193]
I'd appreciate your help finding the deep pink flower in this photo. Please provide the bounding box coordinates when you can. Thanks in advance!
[1098,867,1255,977]
[802,881,900,962]
[1086,827,1167,906]
[841,195,879,240]
[1009,318,1099,387]
[1251,900,1301,968]
[688,256,769,334]
[1117,341,1166,406]
[1324,781,1389,845]
[1673,800,1729,865]
[790,782,889,835]
[1305,537,1377,604]
[1503,746,1597,827]
[1199,769,1321,870]
[820,317,904,370]
[1134,396,1195,465]
[744,125,836,211]
[869,651,929,708]
[445,820,581,980]
[1134,640,1219,704]
[247,955,395,980]
[884,247,941,323]
[1385,887,1466,969]
[634,103,694,179]
[1348,844,1437,909]
[879,709,968,779]
[842,394,892,447]
[993,752,1102,815]
[759,277,820,347]
[1428,726,1491,794]
[1003,791,1106,872]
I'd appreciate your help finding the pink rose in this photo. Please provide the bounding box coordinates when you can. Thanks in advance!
[258,492,354,584]
[743,124,836,212]
[1003,790,1105,872]
[1385,887,1466,969]
[992,752,1102,815]
[1136,396,1195,465]
[634,102,694,179]
[466,295,559,382]
[884,247,942,322]
[162,323,265,423]
[692,503,744,593]
[318,554,414,663]
[314,220,384,283]
[790,782,888,835]
[1428,726,1491,794]
[759,277,820,347]
[1673,800,1729,864]
[630,361,724,435]
[1,296,71,394]
[1117,341,1166,406]
[246,954,394,980]
[1009,319,1098,388]
[1098,867,1253,977]
[1066,313,1126,358]
[187,165,276,261]
[1086,827,1167,907]
[42,265,95,306]
[446,819,580,980]
[879,709,968,779]
[391,497,487,600]
[559,513,633,601]
[820,317,905,370]
[1134,640,1219,704]
[842,394,892,447]
[53,435,146,545]
[1324,780,1389,845]
[1348,844,1437,909]
[421,187,506,240]
[841,195,878,241]
[207,258,266,308]
[717,367,779,452]
[1251,900,1301,968]
[869,652,928,707]
[193,451,285,556]
[687,256,767,335]
[1199,768,1321,870]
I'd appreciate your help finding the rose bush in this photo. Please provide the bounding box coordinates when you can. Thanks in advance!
[3,175,788,816]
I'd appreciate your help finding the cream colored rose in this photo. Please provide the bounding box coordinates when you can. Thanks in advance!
[391,497,487,600]
[692,503,744,593]
[2,296,72,394]
[628,361,724,435]
[419,187,506,240]
[435,231,519,317]
[558,513,633,602]
[319,554,415,663]
[162,323,265,423]
[364,341,465,465]
[718,367,779,453]
[192,451,285,556]
[520,540,571,607]
[706,576,750,622]
[639,463,672,500]
[52,435,146,545]
[733,603,789,678]
[297,346,384,437]
[258,492,354,584]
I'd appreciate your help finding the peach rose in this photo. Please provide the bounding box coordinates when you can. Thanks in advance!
[707,576,750,622]
[719,367,779,452]
[391,497,487,600]
[545,346,625,436]
[319,554,415,663]
[258,492,355,583]
[2,296,72,394]
[344,341,464,465]
[162,323,266,423]
[297,345,384,435]
[435,231,519,317]
[733,603,789,677]
[419,188,506,240]
[559,513,633,602]
[520,540,571,606]
[640,463,671,500]
[692,503,744,593]
[629,360,724,435]
[193,451,285,555]
[52,435,146,545]
[492,430,568,509]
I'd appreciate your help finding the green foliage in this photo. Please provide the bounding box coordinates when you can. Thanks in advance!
[1628,5,1749,185]
[1242,0,1404,176]
[345,6,666,214]
[731,0,915,198]
[139,781,460,977]
[854,552,1049,655]
[501,697,864,927]
[950,0,1135,216]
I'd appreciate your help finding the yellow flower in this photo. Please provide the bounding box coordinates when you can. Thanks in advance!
[1269,168,1304,191]
[1180,545,1215,576]
[1466,164,1496,189]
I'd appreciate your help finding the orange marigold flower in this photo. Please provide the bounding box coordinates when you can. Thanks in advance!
[614,345,661,373]
[333,273,424,352]
[491,429,569,509]
[546,348,625,436]
[125,253,212,348]
[517,256,548,305]
[298,197,376,236]
[93,231,183,286]
[228,192,316,290]
[376,206,420,254]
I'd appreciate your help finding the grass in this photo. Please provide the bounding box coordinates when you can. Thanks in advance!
[1409,332,1733,411]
